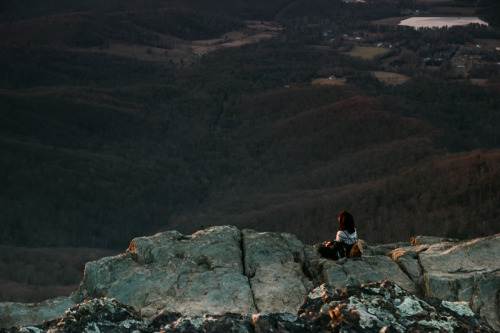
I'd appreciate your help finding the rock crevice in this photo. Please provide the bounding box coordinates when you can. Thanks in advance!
[239,231,260,313]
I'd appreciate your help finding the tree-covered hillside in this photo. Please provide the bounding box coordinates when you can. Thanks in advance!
[1,0,500,301]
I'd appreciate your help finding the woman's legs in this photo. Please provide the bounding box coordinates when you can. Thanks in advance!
[318,243,340,260]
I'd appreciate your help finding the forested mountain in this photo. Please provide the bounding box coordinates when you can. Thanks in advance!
[1,0,500,301]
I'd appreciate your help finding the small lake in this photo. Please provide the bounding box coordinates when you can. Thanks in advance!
[399,17,488,29]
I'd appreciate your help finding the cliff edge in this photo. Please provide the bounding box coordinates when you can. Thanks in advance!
[1,226,498,331]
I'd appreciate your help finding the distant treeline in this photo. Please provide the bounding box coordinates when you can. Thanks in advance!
[0,0,412,23]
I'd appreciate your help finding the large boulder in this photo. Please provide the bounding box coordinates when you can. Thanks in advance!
[391,247,424,286]
[72,225,257,318]
[322,255,417,294]
[304,244,418,294]
[418,234,500,331]
[242,229,313,313]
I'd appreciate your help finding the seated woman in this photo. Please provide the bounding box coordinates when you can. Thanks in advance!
[318,210,358,260]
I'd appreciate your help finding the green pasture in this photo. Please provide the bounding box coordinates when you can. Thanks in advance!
[345,46,391,60]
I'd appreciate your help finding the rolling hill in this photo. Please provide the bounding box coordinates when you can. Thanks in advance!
[1,0,500,302]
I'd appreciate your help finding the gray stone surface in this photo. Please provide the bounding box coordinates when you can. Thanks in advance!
[410,235,459,245]
[0,296,76,328]
[73,225,257,318]
[1,227,499,331]
[321,254,418,294]
[8,281,494,332]
[390,246,427,288]
[418,234,500,331]
[419,234,500,273]
[242,229,312,313]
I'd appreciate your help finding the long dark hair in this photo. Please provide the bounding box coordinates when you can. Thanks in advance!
[338,210,355,234]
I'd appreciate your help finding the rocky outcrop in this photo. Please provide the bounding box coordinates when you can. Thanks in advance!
[75,226,257,318]
[321,254,417,294]
[420,234,500,330]
[242,229,313,313]
[2,281,494,332]
[1,226,499,331]
[389,233,500,330]
[297,280,493,332]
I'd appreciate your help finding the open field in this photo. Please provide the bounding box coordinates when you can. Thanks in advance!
[79,21,281,63]
[311,78,347,86]
[469,79,489,86]
[476,39,500,51]
[371,71,411,85]
[190,21,281,55]
[344,46,391,60]
[192,31,276,55]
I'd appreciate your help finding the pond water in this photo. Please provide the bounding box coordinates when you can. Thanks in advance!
[399,17,488,29]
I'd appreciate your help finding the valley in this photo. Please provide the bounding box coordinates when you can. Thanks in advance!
[1,0,499,302]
